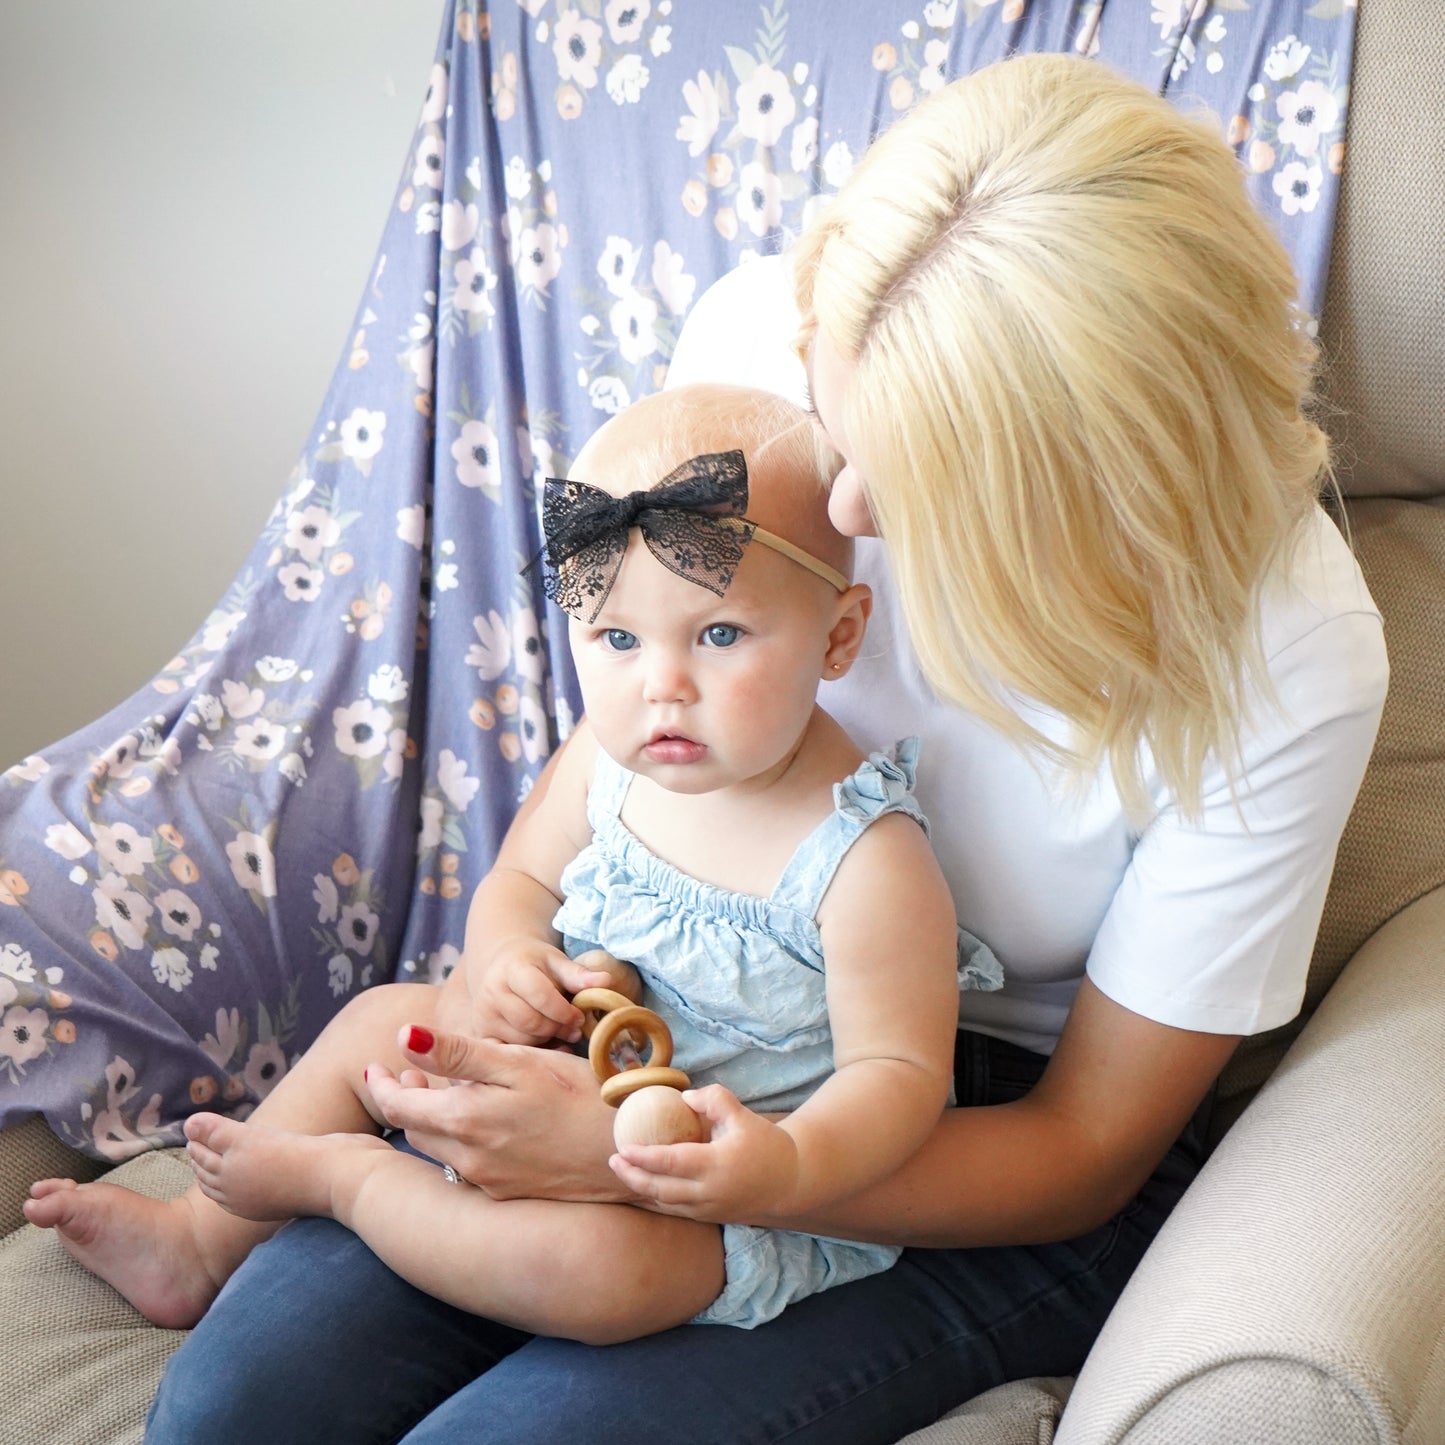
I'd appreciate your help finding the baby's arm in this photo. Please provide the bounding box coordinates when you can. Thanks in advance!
[613,812,958,1220]
[444,723,613,1043]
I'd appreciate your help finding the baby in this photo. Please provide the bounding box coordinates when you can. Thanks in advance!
[27,383,964,1343]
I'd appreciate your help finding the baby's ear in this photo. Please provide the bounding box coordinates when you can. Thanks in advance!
[822,583,872,679]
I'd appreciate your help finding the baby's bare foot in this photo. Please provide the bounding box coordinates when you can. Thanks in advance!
[185,1112,391,1222]
[23,1179,230,1329]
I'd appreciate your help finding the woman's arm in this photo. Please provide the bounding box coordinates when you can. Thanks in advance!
[748,978,1238,1247]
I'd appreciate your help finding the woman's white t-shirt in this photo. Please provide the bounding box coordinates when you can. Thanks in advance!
[666,255,1389,1054]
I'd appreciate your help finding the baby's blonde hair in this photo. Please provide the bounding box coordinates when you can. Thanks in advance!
[792,53,1326,818]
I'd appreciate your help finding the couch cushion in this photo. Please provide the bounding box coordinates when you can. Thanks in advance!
[1317,2,1445,499]
[0,1148,191,1445]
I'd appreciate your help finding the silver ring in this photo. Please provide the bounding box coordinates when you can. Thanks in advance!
[442,1164,470,1186]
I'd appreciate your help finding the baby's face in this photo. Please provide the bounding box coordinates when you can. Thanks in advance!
[569,535,837,797]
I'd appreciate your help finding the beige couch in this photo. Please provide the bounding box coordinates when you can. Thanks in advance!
[2,3,1441,1441]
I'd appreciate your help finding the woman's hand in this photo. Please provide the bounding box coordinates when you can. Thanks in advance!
[608,1084,800,1224]
[364,1026,630,1202]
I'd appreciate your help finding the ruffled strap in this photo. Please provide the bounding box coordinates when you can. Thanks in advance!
[771,737,927,917]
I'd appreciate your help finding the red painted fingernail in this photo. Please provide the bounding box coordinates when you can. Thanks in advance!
[363,1067,371,1083]
[406,1025,435,1055]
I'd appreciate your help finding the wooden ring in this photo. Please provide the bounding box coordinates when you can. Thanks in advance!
[600,1066,694,1108]
[588,1004,673,1081]
[571,987,640,1040]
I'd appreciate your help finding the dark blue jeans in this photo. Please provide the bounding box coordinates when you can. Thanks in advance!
[146,1031,1209,1444]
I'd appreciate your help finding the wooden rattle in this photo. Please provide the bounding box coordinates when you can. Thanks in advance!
[572,953,708,1149]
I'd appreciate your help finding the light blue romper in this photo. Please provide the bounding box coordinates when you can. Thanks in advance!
[554,736,998,1329]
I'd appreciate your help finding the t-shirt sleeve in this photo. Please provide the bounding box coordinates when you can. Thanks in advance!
[1085,606,1388,1035]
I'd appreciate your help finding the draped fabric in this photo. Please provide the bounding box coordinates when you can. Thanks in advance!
[0,0,1356,1158]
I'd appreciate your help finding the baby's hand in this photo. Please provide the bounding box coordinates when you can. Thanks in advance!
[607,1085,801,1224]
[473,945,616,1045]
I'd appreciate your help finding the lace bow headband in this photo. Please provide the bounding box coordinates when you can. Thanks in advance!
[535,449,849,622]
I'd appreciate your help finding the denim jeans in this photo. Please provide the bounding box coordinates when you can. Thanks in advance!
[146,1031,1209,1445]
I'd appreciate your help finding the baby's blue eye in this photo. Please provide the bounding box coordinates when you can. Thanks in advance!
[604,629,638,651]
[702,624,741,648]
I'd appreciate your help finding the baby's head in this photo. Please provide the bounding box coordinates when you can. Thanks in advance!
[565,382,851,599]
[551,383,870,793]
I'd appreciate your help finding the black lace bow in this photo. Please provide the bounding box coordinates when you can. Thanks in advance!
[536,449,755,620]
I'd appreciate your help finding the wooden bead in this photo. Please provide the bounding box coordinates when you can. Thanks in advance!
[613,1084,709,1148]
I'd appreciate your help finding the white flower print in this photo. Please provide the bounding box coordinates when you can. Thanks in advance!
[413,133,445,190]
[415,201,441,237]
[554,10,604,89]
[199,942,219,970]
[735,64,796,148]
[418,795,446,851]
[453,247,498,319]
[383,727,408,782]
[226,831,278,898]
[243,1039,288,1099]
[284,506,341,563]
[677,71,721,158]
[1264,35,1310,81]
[441,199,480,250]
[155,889,202,941]
[98,733,141,780]
[1,1006,48,1067]
[606,54,649,106]
[790,116,819,173]
[0,944,36,983]
[437,749,481,813]
[328,953,354,997]
[339,408,386,463]
[93,822,155,877]
[201,610,246,653]
[604,0,649,43]
[609,289,660,364]
[93,873,153,950]
[452,419,503,493]
[519,693,549,765]
[256,656,299,682]
[468,610,512,681]
[821,142,854,189]
[511,606,545,684]
[333,700,394,760]
[233,719,287,762]
[279,752,307,787]
[221,680,265,719]
[150,947,193,993]
[735,162,784,238]
[44,822,91,861]
[7,755,49,783]
[923,0,958,25]
[588,375,630,414]
[1150,0,1184,40]
[0,978,16,1009]
[421,62,448,124]
[1273,160,1323,216]
[201,1008,241,1070]
[514,224,564,291]
[313,873,340,924]
[598,236,642,298]
[650,240,695,316]
[193,694,224,731]
[435,563,460,592]
[650,25,671,57]
[338,902,381,958]
[1276,81,1340,158]
[277,562,324,603]
[504,157,533,201]
[368,665,409,704]
[396,505,427,549]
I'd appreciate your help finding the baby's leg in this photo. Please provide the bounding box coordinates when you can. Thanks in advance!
[24,982,440,1327]
[195,1120,727,1344]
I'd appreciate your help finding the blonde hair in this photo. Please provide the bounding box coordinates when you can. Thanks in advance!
[792,53,1327,818]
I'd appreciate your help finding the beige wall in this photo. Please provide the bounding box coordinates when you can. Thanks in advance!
[0,1,443,767]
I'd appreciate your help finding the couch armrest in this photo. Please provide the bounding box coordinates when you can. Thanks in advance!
[1057,885,1445,1445]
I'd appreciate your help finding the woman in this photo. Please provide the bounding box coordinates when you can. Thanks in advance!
[146,54,1386,1445]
